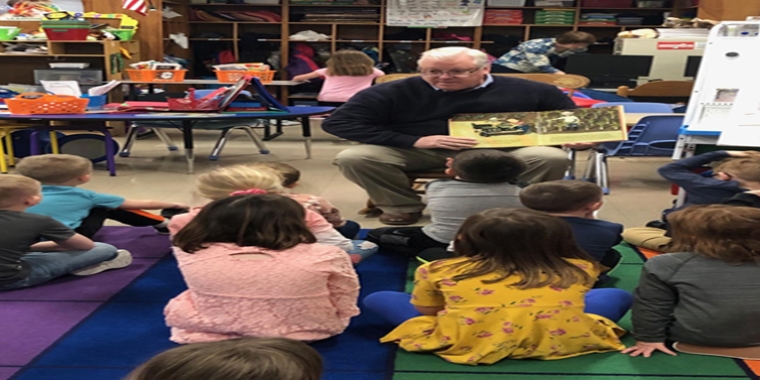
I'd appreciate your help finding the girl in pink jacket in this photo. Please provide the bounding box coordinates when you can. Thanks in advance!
[166,194,360,344]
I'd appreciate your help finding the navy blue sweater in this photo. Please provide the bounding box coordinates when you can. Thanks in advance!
[321,76,576,148]
[658,151,744,216]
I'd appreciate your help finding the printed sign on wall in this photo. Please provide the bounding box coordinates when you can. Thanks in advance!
[387,0,485,27]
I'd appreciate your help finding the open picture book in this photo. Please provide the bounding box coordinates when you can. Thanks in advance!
[449,106,627,148]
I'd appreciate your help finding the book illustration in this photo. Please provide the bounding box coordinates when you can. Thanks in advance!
[449,106,627,148]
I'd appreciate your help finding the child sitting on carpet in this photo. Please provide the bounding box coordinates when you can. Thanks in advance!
[364,208,632,365]
[622,150,760,252]
[520,180,623,271]
[166,194,360,343]
[16,154,187,237]
[624,205,760,358]
[127,337,323,380]
[168,164,377,264]
[292,49,385,106]
[0,175,131,290]
[254,162,360,239]
[367,149,526,257]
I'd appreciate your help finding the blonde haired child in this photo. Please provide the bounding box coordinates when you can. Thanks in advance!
[127,338,323,380]
[0,175,130,290]
[167,195,359,343]
[364,208,632,365]
[16,154,186,237]
[252,162,359,238]
[169,164,377,263]
[292,49,385,105]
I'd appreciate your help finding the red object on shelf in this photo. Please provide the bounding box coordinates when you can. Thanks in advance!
[581,0,633,7]
[43,28,90,41]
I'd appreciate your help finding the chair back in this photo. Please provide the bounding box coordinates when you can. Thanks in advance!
[606,115,683,156]
[591,102,673,113]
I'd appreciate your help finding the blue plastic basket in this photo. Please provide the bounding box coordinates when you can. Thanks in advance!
[82,94,107,110]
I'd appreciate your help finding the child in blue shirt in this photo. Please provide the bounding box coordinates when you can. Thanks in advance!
[520,180,623,273]
[16,154,187,237]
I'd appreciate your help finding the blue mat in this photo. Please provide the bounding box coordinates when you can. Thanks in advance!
[11,240,409,380]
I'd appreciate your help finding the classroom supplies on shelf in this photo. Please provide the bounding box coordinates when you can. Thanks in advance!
[125,69,187,82]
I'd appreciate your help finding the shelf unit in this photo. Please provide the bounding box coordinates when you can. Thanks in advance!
[170,0,698,103]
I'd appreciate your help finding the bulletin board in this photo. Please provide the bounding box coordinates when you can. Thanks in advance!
[386,0,485,27]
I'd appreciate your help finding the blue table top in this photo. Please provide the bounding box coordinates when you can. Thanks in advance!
[0,106,334,122]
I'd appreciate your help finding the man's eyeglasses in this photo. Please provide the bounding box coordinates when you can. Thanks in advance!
[419,67,482,77]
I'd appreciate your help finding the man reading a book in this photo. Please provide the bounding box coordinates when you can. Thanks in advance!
[322,47,577,226]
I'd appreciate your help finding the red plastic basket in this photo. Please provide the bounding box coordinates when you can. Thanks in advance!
[126,69,187,82]
[43,28,89,41]
[581,0,633,7]
[215,70,275,84]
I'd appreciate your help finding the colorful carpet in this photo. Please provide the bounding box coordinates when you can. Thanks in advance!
[1,229,409,380]
[388,243,760,380]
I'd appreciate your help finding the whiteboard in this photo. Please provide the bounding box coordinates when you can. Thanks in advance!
[683,21,760,132]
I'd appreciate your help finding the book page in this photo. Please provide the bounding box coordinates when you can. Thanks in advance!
[535,107,627,146]
[449,107,627,148]
[449,112,540,148]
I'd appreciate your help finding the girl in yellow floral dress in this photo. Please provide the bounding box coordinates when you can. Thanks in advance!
[364,208,632,365]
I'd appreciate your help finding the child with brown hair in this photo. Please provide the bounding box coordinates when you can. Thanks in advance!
[623,150,760,252]
[292,49,385,106]
[16,154,187,237]
[127,338,323,380]
[167,194,359,343]
[520,180,623,271]
[253,162,359,238]
[0,175,130,290]
[168,164,377,264]
[624,205,760,358]
[364,208,632,365]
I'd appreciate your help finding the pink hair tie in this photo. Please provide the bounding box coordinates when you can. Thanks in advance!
[230,188,268,196]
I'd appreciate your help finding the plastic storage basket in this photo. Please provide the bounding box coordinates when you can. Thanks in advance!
[126,69,187,82]
[5,93,88,115]
[0,27,21,40]
[215,70,275,84]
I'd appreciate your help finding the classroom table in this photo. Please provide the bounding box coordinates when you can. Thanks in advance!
[625,113,685,126]
[119,79,302,141]
[0,106,333,174]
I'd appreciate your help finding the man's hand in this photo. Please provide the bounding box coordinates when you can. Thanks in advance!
[553,70,567,75]
[413,136,478,150]
[726,150,751,157]
[621,341,677,358]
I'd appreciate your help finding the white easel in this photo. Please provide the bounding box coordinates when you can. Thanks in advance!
[672,21,760,206]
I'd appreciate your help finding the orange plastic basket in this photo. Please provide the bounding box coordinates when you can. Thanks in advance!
[126,69,187,82]
[215,70,275,84]
[5,93,88,115]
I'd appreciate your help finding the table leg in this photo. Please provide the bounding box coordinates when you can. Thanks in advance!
[301,116,311,159]
[3,128,15,167]
[182,120,195,174]
[49,131,60,154]
[262,119,284,141]
[0,131,7,174]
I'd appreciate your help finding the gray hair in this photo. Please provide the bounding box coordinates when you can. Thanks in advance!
[417,47,489,68]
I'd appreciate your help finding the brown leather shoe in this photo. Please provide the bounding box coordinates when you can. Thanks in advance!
[379,212,422,226]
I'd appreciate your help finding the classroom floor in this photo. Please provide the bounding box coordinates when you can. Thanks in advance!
[82,127,676,229]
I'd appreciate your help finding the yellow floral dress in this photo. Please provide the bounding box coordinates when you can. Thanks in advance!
[380,258,625,365]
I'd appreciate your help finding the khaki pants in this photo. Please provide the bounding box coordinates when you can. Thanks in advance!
[334,145,569,214]
[621,227,674,252]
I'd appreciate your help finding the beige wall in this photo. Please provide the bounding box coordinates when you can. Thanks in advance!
[699,0,760,21]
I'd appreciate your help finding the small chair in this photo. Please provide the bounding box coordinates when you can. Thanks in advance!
[29,126,118,176]
[582,115,684,194]
[617,81,694,104]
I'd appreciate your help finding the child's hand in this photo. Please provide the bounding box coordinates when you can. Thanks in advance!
[621,341,677,357]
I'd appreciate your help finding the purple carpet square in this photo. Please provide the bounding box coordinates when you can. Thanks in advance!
[94,226,171,258]
[0,302,101,366]
[0,367,20,380]
[0,259,159,302]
